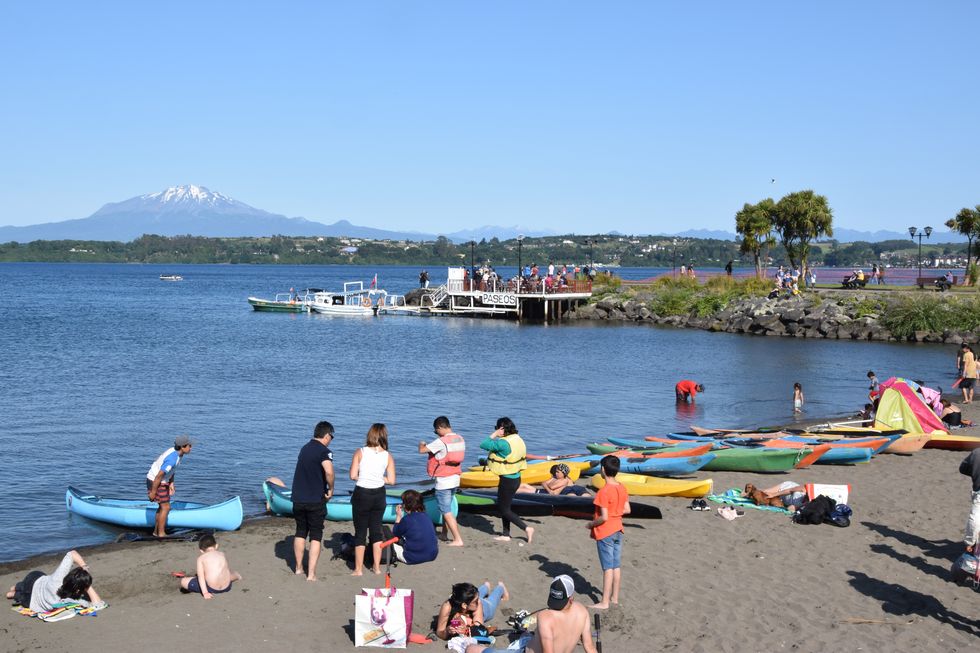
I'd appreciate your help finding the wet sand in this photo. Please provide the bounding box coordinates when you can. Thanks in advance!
[3,417,979,652]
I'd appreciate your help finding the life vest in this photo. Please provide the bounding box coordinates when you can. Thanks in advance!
[486,434,527,476]
[427,432,466,478]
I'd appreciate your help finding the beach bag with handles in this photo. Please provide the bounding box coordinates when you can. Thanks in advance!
[354,587,414,648]
[950,542,980,588]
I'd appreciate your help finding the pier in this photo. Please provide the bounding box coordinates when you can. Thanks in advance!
[381,267,592,322]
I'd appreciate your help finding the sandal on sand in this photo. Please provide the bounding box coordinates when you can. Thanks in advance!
[717,507,741,521]
[688,499,701,511]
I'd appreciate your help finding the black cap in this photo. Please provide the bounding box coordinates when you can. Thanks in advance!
[547,575,574,610]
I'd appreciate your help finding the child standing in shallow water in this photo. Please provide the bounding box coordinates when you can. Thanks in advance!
[179,534,241,599]
[793,383,804,414]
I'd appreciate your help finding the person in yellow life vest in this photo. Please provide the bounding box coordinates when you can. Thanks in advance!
[480,417,533,544]
[418,415,466,547]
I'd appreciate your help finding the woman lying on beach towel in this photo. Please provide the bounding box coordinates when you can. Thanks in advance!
[6,550,103,613]
[517,464,590,496]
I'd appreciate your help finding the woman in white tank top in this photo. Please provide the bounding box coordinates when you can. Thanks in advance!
[349,423,396,575]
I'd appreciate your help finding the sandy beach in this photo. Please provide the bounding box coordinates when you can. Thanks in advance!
[3,418,980,652]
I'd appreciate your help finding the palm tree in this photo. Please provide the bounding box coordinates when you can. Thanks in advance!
[772,190,833,279]
[945,206,980,284]
[735,198,776,278]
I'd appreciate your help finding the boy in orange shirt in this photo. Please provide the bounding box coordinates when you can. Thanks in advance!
[587,455,631,609]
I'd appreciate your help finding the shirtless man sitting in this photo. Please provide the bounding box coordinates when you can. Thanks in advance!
[179,534,241,599]
[467,575,597,653]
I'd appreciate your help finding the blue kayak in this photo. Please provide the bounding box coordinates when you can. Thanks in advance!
[616,453,716,475]
[66,486,243,531]
[262,481,454,525]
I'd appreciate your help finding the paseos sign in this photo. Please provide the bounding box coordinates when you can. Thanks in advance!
[481,292,517,306]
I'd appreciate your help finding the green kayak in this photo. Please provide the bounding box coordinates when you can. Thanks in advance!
[699,448,804,473]
[586,442,689,456]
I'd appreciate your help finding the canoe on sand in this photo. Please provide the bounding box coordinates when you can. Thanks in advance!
[700,448,805,473]
[262,481,453,525]
[67,486,243,531]
[461,461,589,488]
[923,434,980,451]
[591,473,713,498]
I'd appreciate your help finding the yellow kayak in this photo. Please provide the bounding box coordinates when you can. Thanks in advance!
[461,461,588,489]
[923,433,980,451]
[591,473,713,498]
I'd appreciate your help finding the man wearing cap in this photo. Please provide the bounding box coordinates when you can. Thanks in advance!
[146,435,193,537]
[466,575,596,653]
[675,379,704,403]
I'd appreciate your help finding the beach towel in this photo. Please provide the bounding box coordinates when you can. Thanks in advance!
[707,489,792,514]
[12,601,107,622]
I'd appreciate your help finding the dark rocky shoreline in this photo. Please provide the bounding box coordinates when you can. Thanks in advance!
[568,289,979,344]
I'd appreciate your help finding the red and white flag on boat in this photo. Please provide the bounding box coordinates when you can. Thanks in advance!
[370,274,377,288]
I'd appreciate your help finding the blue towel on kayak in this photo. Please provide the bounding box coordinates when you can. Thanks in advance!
[708,488,792,515]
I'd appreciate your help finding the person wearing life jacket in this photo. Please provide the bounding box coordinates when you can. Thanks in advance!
[480,417,533,544]
[418,416,466,547]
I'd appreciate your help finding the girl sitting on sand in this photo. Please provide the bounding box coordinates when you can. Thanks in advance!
[392,490,438,565]
[6,550,104,613]
[435,581,509,640]
[518,463,590,496]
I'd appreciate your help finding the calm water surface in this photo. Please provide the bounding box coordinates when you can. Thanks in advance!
[0,263,953,561]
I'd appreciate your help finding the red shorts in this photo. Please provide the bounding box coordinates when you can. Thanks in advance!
[147,479,171,503]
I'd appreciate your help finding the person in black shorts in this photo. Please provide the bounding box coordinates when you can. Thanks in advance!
[291,421,335,581]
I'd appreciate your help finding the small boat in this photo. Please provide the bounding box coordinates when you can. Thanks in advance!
[310,281,387,317]
[923,433,980,451]
[590,442,713,457]
[461,461,590,488]
[881,433,932,454]
[66,486,242,531]
[159,274,183,281]
[461,489,662,520]
[261,481,454,525]
[699,448,805,473]
[455,492,553,517]
[247,289,316,313]
[591,473,713,498]
[616,453,716,476]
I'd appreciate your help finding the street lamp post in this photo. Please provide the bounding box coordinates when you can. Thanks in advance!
[585,238,595,269]
[672,239,678,279]
[469,240,476,290]
[516,234,525,293]
[909,226,933,283]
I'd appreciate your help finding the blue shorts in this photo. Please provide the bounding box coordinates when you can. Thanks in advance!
[435,487,456,514]
[186,577,233,594]
[596,531,623,570]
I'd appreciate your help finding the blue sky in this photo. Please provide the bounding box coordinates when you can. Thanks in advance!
[1,1,978,234]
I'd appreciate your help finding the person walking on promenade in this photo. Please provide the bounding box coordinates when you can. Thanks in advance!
[793,382,805,414]
[725,260,733,277]
[588,456,630,610]
[146,435,193,537]
[674,380,704,403]
[419,415,466,546]
[480,417,533,544]
[959,448,980,552]
[290,421,335,581]
[350,423,396,575]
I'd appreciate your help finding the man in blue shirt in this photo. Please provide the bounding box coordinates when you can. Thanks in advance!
[146,435,193,537]
[291,421,335,581]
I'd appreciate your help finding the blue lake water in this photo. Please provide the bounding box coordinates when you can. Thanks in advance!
[0,263,953,561]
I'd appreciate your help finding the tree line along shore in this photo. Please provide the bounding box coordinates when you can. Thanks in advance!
[0,231,974,269]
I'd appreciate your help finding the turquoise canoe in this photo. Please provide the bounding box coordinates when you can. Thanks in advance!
[616,453,716,475]
[66,486,243,531]
[262,482,455,525]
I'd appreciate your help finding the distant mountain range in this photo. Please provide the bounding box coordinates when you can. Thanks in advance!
[0,185,555,243]
[0,185,967,244]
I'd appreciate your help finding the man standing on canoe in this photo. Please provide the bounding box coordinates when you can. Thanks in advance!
[291,421,335,581]
[418,415,466,547]
[146,435,193,537]
[675,380,704,403]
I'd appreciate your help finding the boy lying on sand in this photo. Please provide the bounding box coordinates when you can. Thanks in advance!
[178,534,241,599]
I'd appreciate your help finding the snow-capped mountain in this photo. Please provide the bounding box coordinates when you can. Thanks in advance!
[91,185,273,219]
[0,185,559,243]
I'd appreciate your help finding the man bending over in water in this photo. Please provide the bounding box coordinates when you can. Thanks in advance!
[179,535,241,600]
[466,574,597,653]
